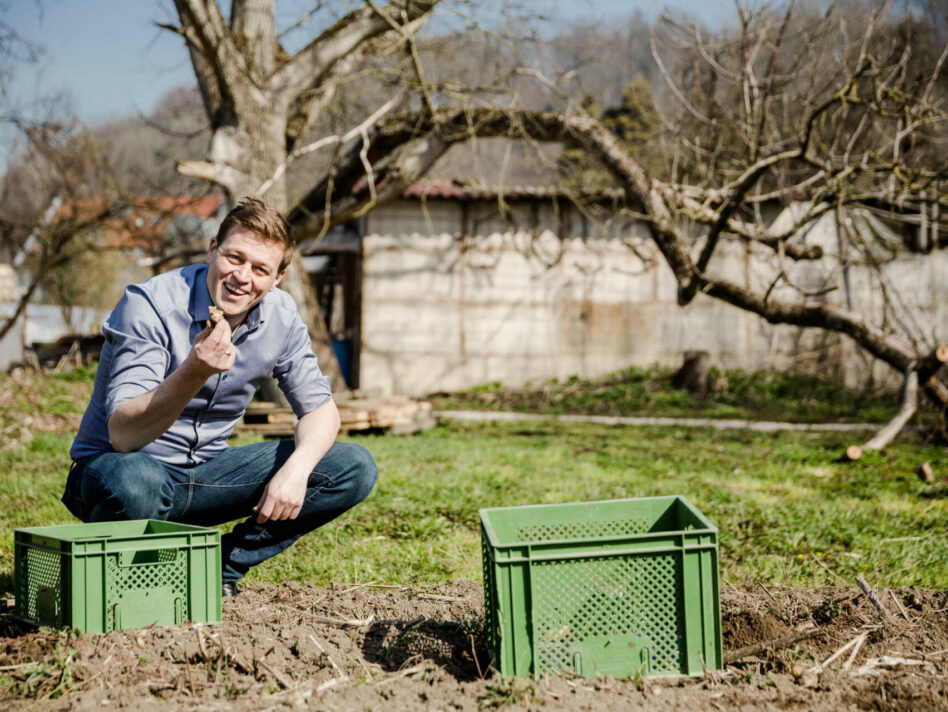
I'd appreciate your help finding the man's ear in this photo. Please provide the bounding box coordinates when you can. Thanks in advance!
[207,238,218,264]
[272,268,287,287]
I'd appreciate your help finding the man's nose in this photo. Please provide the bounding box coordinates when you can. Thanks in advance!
[233,263,251,281]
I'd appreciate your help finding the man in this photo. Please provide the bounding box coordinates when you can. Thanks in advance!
[63,198,377,597]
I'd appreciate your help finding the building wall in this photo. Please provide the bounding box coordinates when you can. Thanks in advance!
[360,199,947,396]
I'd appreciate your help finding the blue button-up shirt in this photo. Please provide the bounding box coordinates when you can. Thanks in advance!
[70,264,332,466]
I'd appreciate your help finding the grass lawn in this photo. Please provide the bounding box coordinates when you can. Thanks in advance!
[1,417,945,592]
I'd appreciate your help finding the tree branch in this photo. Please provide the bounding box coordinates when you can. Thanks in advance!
[171,0,253,119]
[176,159,246,193]
[270,1,438,109]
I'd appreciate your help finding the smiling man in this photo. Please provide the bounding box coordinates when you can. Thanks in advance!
[64,198,377,597]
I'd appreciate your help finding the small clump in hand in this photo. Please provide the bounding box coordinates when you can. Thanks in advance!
[208,305,224,326]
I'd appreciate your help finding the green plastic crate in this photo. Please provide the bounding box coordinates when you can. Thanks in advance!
[480,495,721,679]
[14,519,222,633]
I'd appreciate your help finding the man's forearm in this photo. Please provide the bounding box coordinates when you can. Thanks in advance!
[108,320,234,453]
[107,364,209,452]
[288,399,341,470]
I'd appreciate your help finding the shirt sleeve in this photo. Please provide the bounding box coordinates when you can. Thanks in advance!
[273,312,333,418]
[103,286,172,419]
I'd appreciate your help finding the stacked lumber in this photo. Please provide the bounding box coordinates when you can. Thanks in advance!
[238,396,435,437]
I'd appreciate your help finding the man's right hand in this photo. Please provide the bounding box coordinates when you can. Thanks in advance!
[187,320,236,377]
[109,319,236,452]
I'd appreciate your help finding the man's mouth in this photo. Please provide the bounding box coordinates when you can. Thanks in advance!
[224,283,248,297]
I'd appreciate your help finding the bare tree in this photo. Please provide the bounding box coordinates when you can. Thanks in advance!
[0,120,129,342]
[163,0,453,392]
[167,1,947,448]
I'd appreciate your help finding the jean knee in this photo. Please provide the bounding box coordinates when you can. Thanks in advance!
[340,442,378,504]
[86,453,170,521]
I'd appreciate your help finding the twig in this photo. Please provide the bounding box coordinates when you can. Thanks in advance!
[309,634,347,680]
[809,634,865,672]
[196,627,210,662]
[356,655,374,681]
[842,633,868,671]
[417,593,465,602]
[257,659,294,690]
[373,663,427,687]
[256,97,400,196]
[887,590,910,621]
[224,646,254,675]
[308,613,376,629]
[316,676,347,693]
[880,536,928,543]
[333,582,406,590]
[470,634,485,680]
[724,627,825,663]
[0,662,35,671]
[758,582,779,605]
[855,575,891,618]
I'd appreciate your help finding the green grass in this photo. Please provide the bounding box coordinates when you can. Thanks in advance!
[431,365,907,424]
[2,420,945,591]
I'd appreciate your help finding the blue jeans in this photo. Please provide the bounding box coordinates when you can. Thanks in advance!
[62,440,377,583]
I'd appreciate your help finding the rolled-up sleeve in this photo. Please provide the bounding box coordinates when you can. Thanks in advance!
[103,287,171,418]
[273,313,332,418]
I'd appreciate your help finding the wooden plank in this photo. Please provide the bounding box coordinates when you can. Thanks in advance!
[241,397,435,437]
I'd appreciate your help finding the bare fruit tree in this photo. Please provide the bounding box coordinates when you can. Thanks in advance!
[167,1,947,448]
[163,0,446,392]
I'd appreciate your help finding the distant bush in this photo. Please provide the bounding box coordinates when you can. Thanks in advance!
[432,365,906,424]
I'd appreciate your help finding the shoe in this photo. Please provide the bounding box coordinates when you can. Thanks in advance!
[222,581,240,598]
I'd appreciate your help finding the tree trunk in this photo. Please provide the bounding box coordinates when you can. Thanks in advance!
[170,0,440,395]
[672,350,711,399]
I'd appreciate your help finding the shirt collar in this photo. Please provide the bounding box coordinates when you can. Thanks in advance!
[187,263,266,331]
[188,264,213,324]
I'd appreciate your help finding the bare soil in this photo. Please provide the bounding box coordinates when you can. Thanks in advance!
[1,582,946,711]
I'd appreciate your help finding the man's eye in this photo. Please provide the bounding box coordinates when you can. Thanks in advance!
[225,254,241,264]
[253,266,269,276]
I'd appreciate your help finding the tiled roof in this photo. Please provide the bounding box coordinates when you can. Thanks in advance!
[401,179,625,201]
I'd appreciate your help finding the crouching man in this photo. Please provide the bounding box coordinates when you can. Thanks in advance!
[63,198,377,597]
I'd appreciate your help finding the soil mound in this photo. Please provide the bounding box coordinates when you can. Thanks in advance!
[1,582,945,711]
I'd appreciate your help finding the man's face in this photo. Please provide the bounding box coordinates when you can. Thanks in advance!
[206,226,287,324]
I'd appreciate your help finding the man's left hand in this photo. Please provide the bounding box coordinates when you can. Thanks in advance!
[253,462,309,523]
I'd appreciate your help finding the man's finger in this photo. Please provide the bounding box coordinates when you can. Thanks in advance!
[194,321,214,344]
[253,494,272,523]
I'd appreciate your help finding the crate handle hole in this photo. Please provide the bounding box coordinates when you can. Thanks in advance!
[118,549,179,567]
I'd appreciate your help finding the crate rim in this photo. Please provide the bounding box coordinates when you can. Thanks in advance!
[479,494,717,548]
[15,519,218,539]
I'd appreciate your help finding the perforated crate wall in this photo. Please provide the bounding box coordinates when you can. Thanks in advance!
[480,496,722,679]
[14,520,221,633]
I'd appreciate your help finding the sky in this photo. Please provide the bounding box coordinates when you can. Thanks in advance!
[3,0,733,125]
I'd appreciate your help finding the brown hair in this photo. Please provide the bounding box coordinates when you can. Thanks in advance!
[215,197,294,270]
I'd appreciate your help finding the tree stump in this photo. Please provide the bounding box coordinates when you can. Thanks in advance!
[672,350,711,399]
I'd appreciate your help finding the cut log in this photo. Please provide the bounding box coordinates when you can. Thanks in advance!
[843,445,862,461]
[915,461,935,484]
[918,344,948,382]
